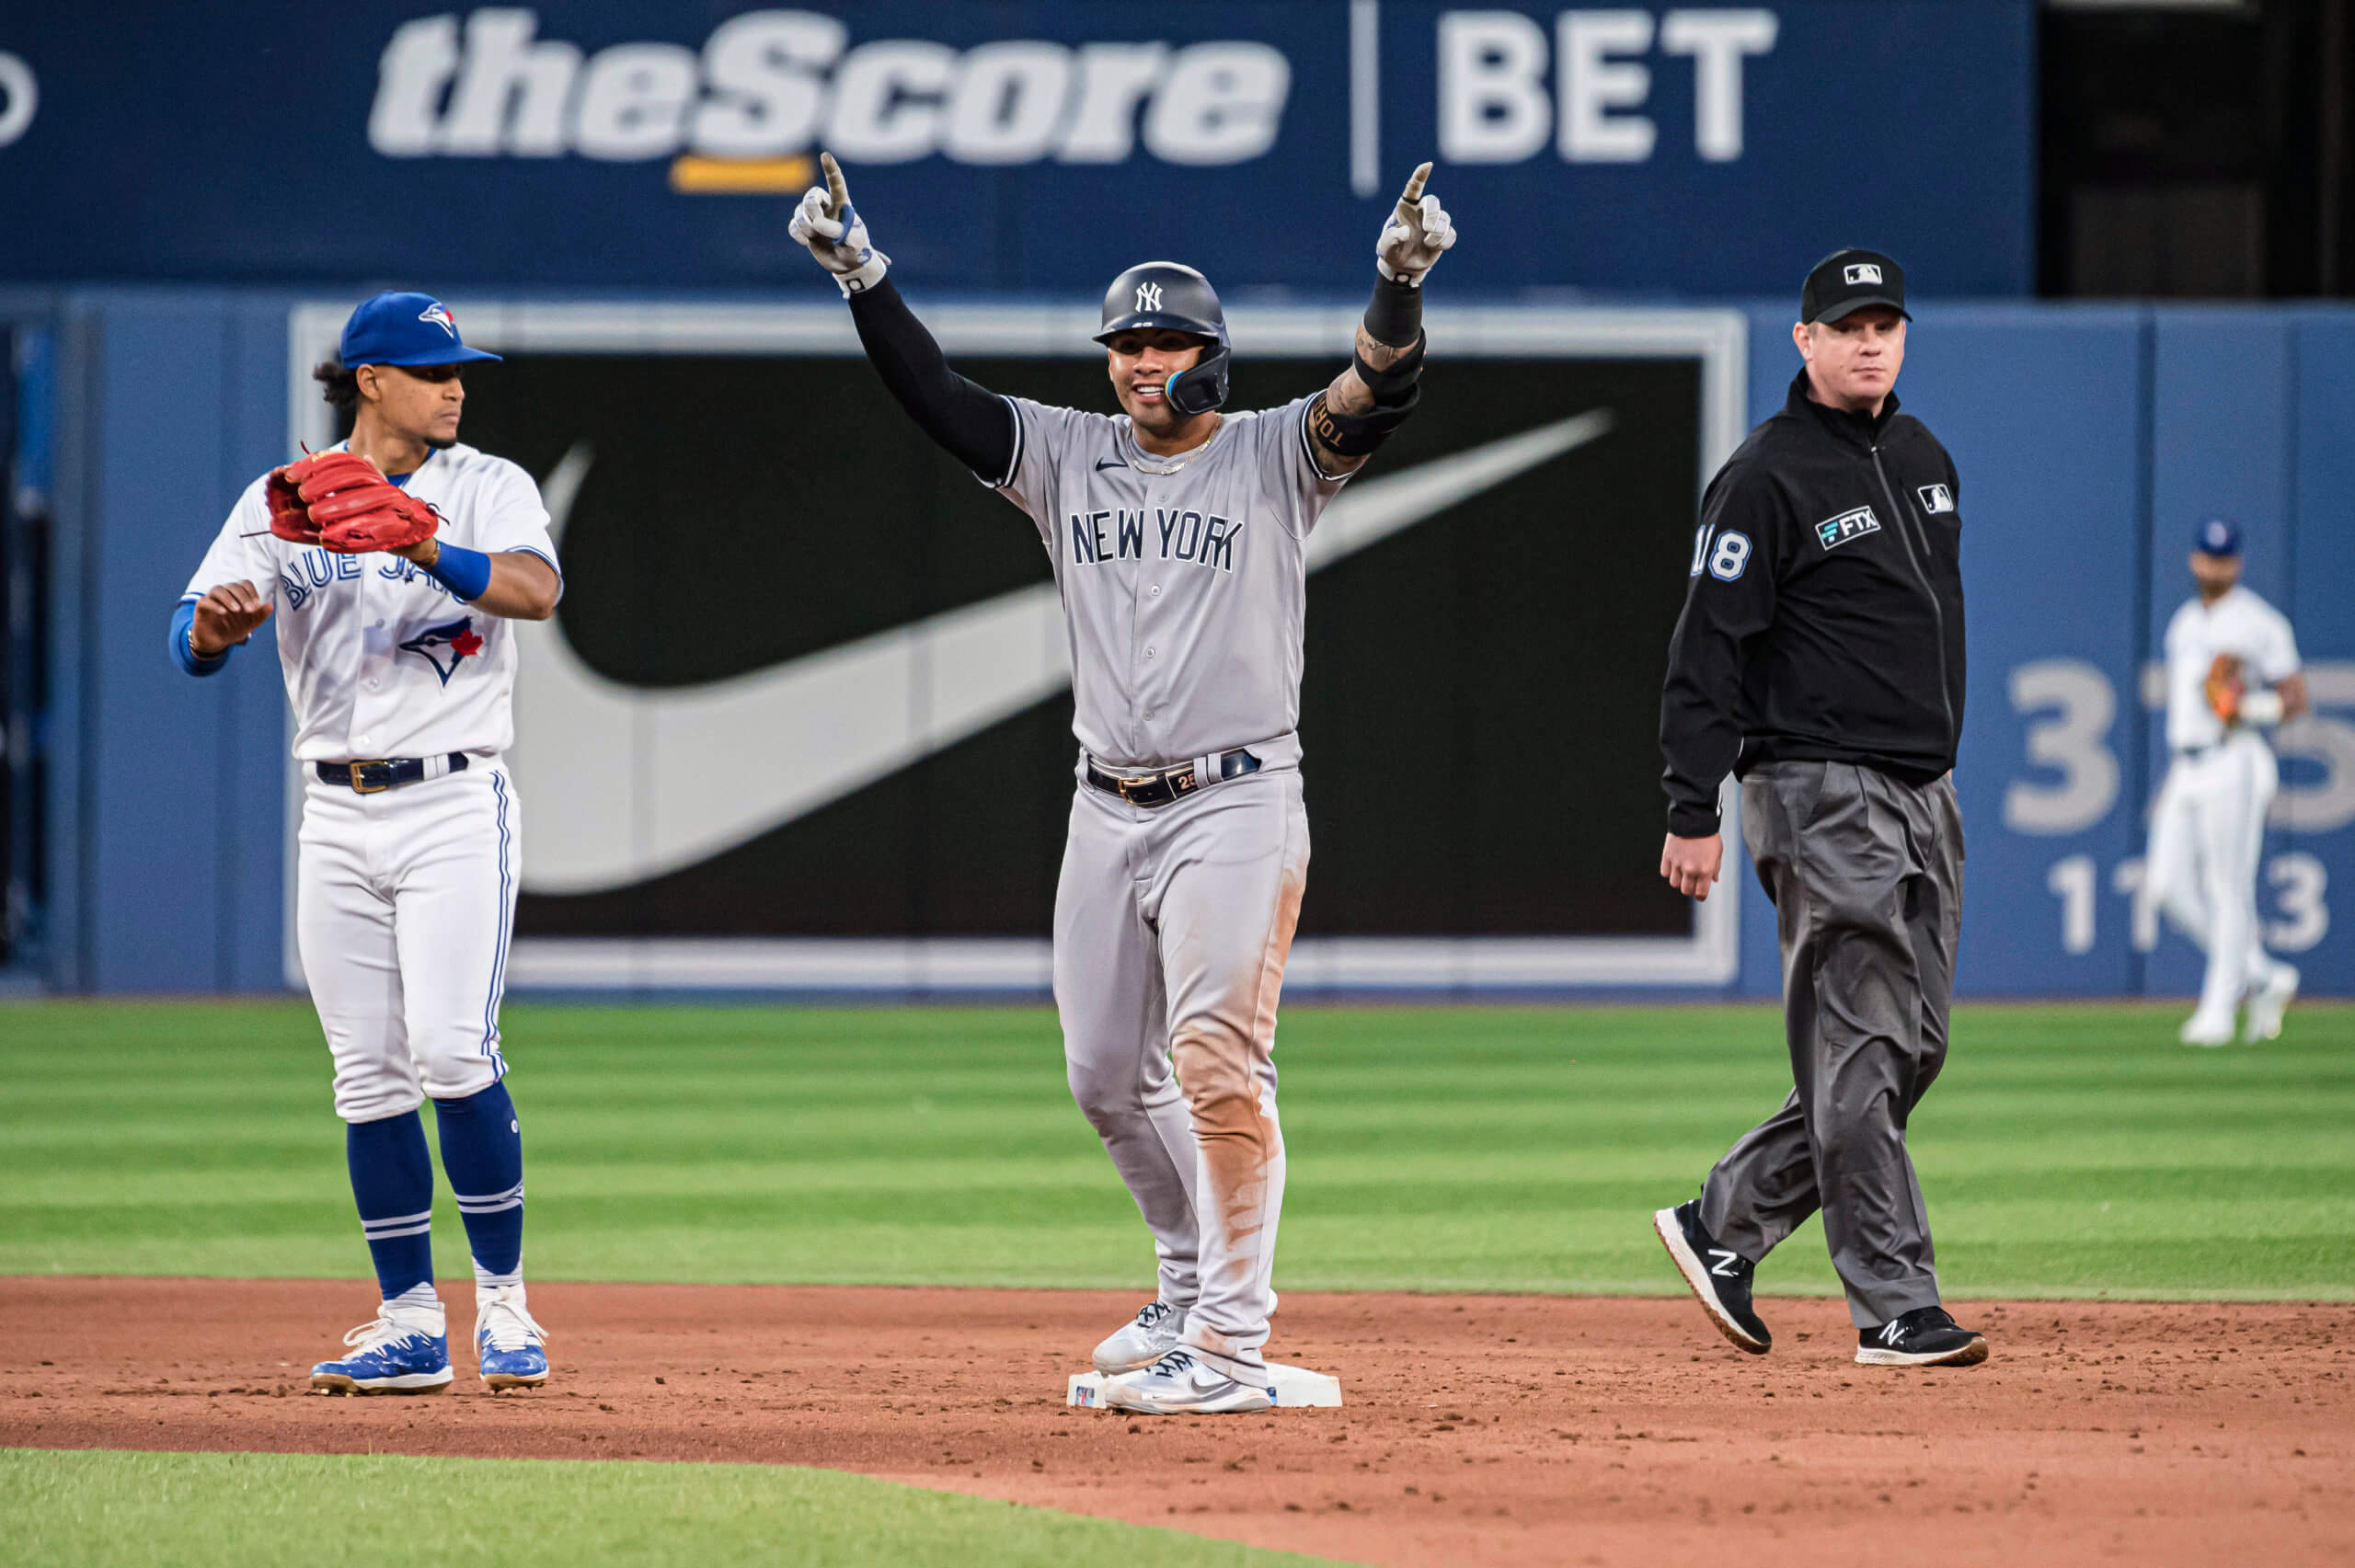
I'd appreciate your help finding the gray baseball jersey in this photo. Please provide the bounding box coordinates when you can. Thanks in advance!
[994,394,1350,769]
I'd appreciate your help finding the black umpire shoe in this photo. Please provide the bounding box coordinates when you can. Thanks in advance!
[1653,1200,1771,1354]
[1855,1306,1989,1368]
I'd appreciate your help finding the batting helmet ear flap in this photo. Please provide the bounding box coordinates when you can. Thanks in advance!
[1164,341,1231,416]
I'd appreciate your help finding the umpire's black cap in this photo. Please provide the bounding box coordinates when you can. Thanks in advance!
[1095,261,1229,347]
[1800,249,1910,325]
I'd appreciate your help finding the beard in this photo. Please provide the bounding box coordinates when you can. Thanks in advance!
[424,434,459,451]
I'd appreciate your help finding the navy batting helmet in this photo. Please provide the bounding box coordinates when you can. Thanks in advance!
[1095,261,1230,416]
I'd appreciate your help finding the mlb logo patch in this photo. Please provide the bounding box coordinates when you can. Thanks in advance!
[418,302,458,338]
[1844,263,1883,286]
[1816,505,1882,550]
[1917,483,1956,514]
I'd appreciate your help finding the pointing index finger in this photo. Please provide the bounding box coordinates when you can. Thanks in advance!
[1396,161,1431,212]
[821,151,848,215]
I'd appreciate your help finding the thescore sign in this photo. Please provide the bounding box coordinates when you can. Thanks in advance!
[368,9,1292,167]
[368,6,1785,172]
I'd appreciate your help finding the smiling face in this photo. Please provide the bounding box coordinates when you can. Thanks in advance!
[1794,306,1907,415]
[1104,327,1213,440]
[356,361,467,452]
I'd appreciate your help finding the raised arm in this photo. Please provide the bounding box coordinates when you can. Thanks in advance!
[1305,163,1456,477]
[789,152,1017,483]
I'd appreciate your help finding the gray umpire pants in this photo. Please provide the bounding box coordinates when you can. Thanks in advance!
[1697,761,1962,1328]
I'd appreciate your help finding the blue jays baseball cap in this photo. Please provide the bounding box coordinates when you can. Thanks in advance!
[339,292,501,369]
[2194,517,2242,557]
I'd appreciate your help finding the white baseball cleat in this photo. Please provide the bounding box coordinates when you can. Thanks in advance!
[1103,1349,1274,1415]
[2179,1011,2236,1047]
[2244,966,2299,1042]
[1093,1299,1187,1374]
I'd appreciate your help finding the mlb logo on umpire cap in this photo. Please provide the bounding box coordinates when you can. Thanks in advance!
[1844,263,1884,285]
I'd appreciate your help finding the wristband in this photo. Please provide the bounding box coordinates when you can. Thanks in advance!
[422,542,493,602]
[1363,274,1423,347]
[834,250,891,297]
[2240,690,2284,725]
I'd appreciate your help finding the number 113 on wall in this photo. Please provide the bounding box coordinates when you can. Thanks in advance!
[2043,853,2328,956]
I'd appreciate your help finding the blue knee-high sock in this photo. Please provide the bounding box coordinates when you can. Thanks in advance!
[432,1082,523,1288]
[347,1111,435,1299]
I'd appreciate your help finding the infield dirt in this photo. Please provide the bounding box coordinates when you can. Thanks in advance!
[4,1276,2348,1566]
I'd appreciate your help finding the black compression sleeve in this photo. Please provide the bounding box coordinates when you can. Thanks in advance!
[1363,275,1422,347]
[845,277,1017,482]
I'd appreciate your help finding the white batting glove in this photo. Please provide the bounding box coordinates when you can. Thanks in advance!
[788,152,890,296]
[1375,162,1456,286]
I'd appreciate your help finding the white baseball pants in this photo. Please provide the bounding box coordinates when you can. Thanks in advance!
[1054,761,1309,1376]
[2146,732,2286,1021]
[296,762,521,1124]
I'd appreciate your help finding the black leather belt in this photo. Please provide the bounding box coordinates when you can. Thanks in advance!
[316,753,469,794]
[1086,748,1260,808]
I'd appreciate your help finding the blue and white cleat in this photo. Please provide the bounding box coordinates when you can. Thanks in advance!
[310,1311,454,1395]
[475,1285,550,1391]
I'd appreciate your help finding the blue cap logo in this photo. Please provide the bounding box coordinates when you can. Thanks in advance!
[2195,517,2242,557]
[339,291,501,370]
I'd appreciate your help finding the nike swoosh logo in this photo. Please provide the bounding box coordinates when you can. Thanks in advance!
[511,406,1614,894]
[1095,456,1125,470]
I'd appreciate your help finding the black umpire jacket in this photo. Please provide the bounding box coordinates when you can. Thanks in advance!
[1659,370,1966,839]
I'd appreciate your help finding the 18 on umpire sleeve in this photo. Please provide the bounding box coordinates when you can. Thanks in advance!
[1660,464,1784,839]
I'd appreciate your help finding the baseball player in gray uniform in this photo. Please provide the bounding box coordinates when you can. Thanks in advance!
[790,153,1454,1413]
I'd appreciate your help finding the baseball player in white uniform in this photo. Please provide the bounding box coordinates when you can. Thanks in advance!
[171,292,562,1391]
[789,153,1454,1413]
[2147,517,2306,1046]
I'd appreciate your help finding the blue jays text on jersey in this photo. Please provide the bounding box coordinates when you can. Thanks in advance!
[279,547,464,612]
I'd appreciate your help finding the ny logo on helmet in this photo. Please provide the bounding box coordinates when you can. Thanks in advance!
[1135,281,1163,313]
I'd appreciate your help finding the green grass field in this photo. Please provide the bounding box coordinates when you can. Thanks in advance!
[4,1000,2350,1300]
[0,1449,1319,1567]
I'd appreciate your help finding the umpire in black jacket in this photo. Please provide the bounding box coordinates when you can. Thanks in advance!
[1650,251,1987,1369]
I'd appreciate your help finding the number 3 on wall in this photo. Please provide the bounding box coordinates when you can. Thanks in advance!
[2007,659,2120,835]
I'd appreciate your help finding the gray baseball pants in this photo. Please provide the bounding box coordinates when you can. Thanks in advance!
[1053,750,1309,1376]
[1697,761,1963,1328]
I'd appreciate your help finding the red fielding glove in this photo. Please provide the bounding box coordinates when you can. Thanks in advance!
[265,463,321,544]
[293,452,442,555]
[2205,653,2246,724]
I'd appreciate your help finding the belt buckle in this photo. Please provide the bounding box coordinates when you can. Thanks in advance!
[1117,773,1158,806]
[348,761,392,794]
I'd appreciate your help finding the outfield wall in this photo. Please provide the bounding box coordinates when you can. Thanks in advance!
[10,289,2355,998]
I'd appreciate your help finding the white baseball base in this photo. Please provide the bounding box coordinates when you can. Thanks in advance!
[1066,1362,1342,1409]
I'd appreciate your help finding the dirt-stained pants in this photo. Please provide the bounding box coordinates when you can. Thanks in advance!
[1054,759,1309,1376]
[1699,761,1962,1328]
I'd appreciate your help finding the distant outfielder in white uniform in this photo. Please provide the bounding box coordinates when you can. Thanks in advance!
[2147,517,2306,1046]
[789,152,1454,1413]
[171,292,564,1391]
